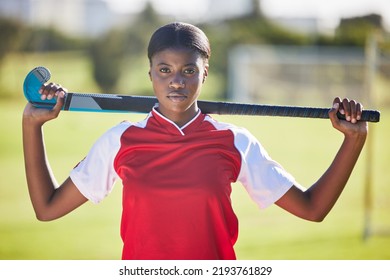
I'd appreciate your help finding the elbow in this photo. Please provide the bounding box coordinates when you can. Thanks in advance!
[34,210,58,222]
[286,209,328,222]
[306,211,327,223]
[35,213,54,222]
[310,216,325,223]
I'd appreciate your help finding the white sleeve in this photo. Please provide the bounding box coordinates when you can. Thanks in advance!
[70,122,130,204]
[234,128,296,209]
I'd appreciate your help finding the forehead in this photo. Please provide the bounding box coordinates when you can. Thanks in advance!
[150,47,205,66]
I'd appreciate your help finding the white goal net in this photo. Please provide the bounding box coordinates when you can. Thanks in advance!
[227,45,371,107]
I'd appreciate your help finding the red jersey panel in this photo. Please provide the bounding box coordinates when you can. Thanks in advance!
[70,108,295,260]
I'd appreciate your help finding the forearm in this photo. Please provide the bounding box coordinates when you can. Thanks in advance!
[276,98,368,221]
[23,118,58,216]
[306,132,367,219]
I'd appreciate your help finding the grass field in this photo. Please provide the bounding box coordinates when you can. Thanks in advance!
[0,52,389,260]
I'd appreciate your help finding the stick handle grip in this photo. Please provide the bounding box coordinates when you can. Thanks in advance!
[198,101,380,122]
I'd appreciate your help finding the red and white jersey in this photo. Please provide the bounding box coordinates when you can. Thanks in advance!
[70,108,295,260]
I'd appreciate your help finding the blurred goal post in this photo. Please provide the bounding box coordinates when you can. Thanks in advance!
[227,45,368,106]
[227,42,387,240]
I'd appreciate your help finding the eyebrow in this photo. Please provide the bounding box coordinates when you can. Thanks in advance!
[156,62,199,68]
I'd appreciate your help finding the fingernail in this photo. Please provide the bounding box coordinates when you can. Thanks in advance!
[333,103,339,109]
[346,116,351,121]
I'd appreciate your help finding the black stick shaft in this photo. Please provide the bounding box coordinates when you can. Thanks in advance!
[63,92,380,122]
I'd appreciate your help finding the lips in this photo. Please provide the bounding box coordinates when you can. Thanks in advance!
[167,92,188,102]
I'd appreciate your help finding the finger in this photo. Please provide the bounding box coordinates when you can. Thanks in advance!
[356,102,363,121]
[40,83,56,100]
[51,90,65,116]
[349,99,357,123]
[342,98,350,121]
[40,83,66,101]
[46,83,61,100]
[328,101,340,128]
[332,96,341,106]
[39,85,46,100]
[331,97,342,119]
[333,97,344,115]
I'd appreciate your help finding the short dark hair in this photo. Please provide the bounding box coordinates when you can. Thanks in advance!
[147,22,211,63]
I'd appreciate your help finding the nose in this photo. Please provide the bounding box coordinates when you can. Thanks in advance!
[169,75,185,88]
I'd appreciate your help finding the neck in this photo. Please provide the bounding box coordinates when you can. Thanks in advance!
[156,104,199,127]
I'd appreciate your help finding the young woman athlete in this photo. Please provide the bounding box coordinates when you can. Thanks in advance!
[22,22,368,260]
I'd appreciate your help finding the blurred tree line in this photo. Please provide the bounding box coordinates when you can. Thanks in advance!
[1,2,389,98]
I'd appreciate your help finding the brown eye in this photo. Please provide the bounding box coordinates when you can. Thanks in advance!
[159,68,170,73]
[184,68,196,75]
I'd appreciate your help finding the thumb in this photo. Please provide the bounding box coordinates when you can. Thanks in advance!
[328,102,340,127]
[51,91,65,116]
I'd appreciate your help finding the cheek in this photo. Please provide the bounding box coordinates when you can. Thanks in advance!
[151,76,170,97]
[191,77,203,90]
[150,74,165,87]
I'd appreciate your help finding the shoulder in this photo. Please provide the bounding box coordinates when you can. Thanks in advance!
[204,115,257,141]
[100,121,132,139]
[102,115,151,136]
[204,115,244,131]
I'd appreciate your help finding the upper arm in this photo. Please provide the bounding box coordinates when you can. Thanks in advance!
[37,177,88,221]
[275,185,322,222]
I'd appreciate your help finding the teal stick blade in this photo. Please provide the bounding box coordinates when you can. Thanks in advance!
[23,66,55,109]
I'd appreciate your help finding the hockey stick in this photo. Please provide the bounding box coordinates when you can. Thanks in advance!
[23,66,380,122]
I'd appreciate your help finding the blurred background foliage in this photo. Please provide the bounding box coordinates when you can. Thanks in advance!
[1,1,389,98]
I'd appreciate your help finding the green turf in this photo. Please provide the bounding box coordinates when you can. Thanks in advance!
[0,52,389,260]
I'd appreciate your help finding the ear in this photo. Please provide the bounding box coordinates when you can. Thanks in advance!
[202,64,209,83]
[148,71,152,81]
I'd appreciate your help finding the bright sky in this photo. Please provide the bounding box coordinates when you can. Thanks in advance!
[262,0,390,29]
[105,0,390,30]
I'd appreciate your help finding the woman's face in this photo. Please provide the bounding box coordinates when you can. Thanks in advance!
[149,47,208,126]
